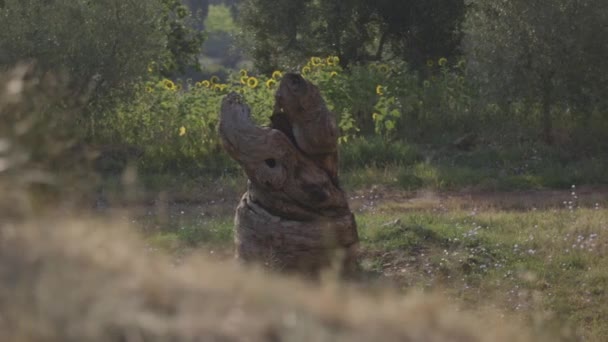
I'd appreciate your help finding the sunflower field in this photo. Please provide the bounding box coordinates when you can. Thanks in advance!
[102,56,475,174]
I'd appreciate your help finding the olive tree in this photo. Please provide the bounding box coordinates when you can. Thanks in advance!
[237,0,465,72]
[0,0,202,102]
[463,0,608,143]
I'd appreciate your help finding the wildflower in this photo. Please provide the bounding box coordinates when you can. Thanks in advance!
[327,56,336,66]
[330,71,338,77]
[266,79,276,88]
[426,60,434,67]
[311,57,322,66]
[302,66,311,75]
[202,80,211,88]
[239,69,248,77]
[179,126,186,136]
[247,76,259,88]
[213,84,224,92]
[423,80,431,88]
[210,76,220,84]
[271,70,283,80]
[163,79,176,91]
[145,86,154,93]
[375,85,384,96]
[195,81,203,88]
[438,57,448,67]
[378,64,390,74]
[240,76,248,85]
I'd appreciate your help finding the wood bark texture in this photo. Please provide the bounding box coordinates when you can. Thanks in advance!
[219,73,359,275]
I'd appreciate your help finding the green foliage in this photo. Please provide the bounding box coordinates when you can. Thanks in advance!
[161,0,206,77]
[237,0,465,72]
[204,4,238,33]
[0,0,203,121]
[463,0,608,141]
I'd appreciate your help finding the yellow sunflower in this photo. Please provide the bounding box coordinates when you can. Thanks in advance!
[426,60,434,67]
[330,71,338,77]
[213,84,224,92]
[163,79,176,91]
[247,76,259,88]
[438,57,448,67]
[210,75,220,84]
[271,70,283,80]
[239,69,248,77]
[376,85,384,96]
[195,81,203,88]
[326,56,336,66]
[301,66,311,74]
[310,57,322,66]
[240,76,248,85]
[266,79,276,88]
[145,86,154,93]
[179,126,186,136]
[202,80,211,88]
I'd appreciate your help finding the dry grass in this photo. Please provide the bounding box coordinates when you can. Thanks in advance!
[0,216,541,342]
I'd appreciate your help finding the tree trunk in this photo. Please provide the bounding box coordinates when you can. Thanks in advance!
[541,73,554,145]
[219,74,359,276]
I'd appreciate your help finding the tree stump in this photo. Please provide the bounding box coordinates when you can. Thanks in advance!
[219,73,359,275]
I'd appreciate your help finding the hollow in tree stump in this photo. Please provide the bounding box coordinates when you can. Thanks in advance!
[219,73,359,275]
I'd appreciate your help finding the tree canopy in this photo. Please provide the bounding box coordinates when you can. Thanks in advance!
[238,0,465,72]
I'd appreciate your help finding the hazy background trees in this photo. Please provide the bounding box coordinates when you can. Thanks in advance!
[238,0,465,72]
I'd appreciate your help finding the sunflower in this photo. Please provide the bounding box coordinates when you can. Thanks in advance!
[271,70,283,80]
[426,60,434,67]
[239,69,248,77]
[326,56,336,66]
[332,56,340,65]
[438,57,448,67]
[210,75,220,84]
[195,82,203,88]
[247,77,259,88]
[423,80,431,88]
[330,71,338,77]
[266,79,276,88]
[202,80,211,88]
[145,86,154,93]
[310,57,322,66]
[213,84,224,92]
[301,66,311,75]
[240,76,248,85]
[179,126,186,136]
[163,79,176,91]
[376,85,384,96]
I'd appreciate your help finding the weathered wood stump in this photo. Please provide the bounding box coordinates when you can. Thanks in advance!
[219,73,359,275]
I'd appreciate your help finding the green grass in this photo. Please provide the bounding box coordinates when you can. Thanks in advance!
[355,203,608,341]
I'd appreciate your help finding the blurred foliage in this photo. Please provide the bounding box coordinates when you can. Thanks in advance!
[0,65,96,218]
[237,0,465,72]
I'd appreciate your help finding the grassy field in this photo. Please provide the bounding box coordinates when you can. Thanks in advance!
[131,183,608,341]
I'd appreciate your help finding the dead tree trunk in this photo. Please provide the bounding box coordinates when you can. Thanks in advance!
[219,73,359,275]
